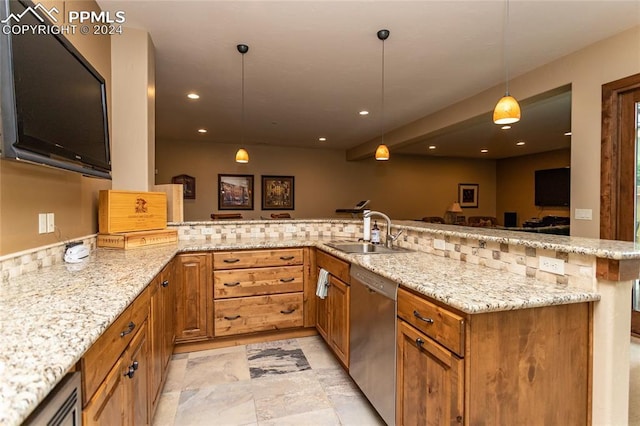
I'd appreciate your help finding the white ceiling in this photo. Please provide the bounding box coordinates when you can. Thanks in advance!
[97,0,640,158]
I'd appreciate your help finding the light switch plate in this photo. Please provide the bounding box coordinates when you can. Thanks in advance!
[433,239,446,250]
[38,213,47,234]
[539,256,565,275]
[574,208,592,220]
[46,213,55,233]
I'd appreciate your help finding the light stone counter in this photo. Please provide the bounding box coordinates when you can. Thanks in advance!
[0,235,605,425]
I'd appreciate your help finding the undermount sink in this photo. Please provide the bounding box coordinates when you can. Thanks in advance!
[326,241,412,254]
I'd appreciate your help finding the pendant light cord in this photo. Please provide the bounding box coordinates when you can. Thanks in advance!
[381,37,385,144]
[241,52,245,145]
[504,0,510,96]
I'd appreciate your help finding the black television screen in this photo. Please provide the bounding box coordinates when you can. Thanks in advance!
[0,0,111,178]
[535,167,570,207]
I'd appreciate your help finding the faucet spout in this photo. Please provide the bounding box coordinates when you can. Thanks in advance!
[363,210,399,248]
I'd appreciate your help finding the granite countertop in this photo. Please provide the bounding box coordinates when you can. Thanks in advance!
[0,237,601,425]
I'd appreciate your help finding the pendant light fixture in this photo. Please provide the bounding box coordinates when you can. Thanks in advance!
[375,29,390,161]
[235,44,250,163]
[493,0,521,125]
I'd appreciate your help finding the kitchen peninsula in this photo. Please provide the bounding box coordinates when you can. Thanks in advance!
[0,219,636,425]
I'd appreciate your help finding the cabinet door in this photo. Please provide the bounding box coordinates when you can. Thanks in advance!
[83,356,127,425]
[315,268,329,341]
[396,320,464,426]
[161,260,176,370]
[126,321,149,426]
[149,276,163,411]
[175,253,212,341]
[328,276,349,367]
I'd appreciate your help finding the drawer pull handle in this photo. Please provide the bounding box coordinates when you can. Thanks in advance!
[223,258,240,263]
[413,310,434,324]
[161,280,169,288]
[280,308,296,314]
[416,338,425,348]
[223,282,241,287]
[279,277,295,283]
[279,256,295,260]
[224,315,241,320]
[120,321,135,337]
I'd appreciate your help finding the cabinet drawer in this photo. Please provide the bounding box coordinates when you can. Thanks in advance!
[214,293,303,336]
[82,287,150,405]
[214,266,304,298]
[317,250,350,283]
[213,249,303,270]
[397,288,465,357]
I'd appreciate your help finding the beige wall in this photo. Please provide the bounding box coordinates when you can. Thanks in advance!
[496,149,571,227]
[349,26,640,238]
[155,140,497,221]
[0,1,111,255]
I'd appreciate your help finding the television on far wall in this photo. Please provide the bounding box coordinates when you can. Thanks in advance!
[535,167,570,207]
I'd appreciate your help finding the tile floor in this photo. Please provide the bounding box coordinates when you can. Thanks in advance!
[152,336,385,426]
[154,336,640,426]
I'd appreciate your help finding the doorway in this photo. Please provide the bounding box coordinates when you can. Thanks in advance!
[601,73,640,336]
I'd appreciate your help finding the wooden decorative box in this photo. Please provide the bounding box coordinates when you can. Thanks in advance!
[97,229,178,249]
[99,190,167,234]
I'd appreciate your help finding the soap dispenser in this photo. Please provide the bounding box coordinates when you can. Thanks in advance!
[371,220,380,244]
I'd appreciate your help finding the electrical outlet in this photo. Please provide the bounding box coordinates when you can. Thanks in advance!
[38,213,47,234]
[46,213,55,233]
[201,227,213,235]
[539,256,565,275]
[433,239,446,250]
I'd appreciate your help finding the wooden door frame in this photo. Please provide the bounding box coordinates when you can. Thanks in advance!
[600,73,640,240]
[601,72,640,337]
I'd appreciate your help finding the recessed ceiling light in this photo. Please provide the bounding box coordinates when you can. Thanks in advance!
[564,131,572,136]
[516,141,525,146]
[318,137,327,142]
[480,149,489,153]
[197,128,207,133]
[187,93,200,100]
[501,125,511,130]
[428,145,436,150]
[359,110,369,116]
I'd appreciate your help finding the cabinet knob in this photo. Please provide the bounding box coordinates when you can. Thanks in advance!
[120,321,135,338]
[124,366,135,379]
[161,280,169,288]
[131,361,139,371]
[415,338,425,348]
[413,310,434,324]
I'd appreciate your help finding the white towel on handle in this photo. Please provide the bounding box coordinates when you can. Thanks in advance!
[316,268,330,299]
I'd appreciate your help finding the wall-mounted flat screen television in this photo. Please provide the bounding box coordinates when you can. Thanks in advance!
[0,0,111,179]
[535,167,570,207]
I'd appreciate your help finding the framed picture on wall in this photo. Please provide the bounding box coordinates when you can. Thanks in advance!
[262,175,294,210]
[458,183,479,208]
[218,174,254,210]
[171,174,196,199]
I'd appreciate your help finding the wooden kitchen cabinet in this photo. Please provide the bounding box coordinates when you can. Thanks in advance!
[175,253,212,342]
[396,287,591,425]
[213,249,305,336]
[149,259,176,416]
[82,288,151,425]
[316,250,350,368]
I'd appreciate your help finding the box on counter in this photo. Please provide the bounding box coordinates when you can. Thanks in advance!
[97,229,178,249]
[99,190,167,234]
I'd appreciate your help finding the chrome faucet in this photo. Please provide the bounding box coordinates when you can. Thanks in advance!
[363,210,403,248]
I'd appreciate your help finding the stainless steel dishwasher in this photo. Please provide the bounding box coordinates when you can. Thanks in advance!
[349,265,398,426]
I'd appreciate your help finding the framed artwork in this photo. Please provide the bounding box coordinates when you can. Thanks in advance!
[218,174,254,210]
[262,175,295,210]
[458,183,479,208]
[171,174,196,199]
